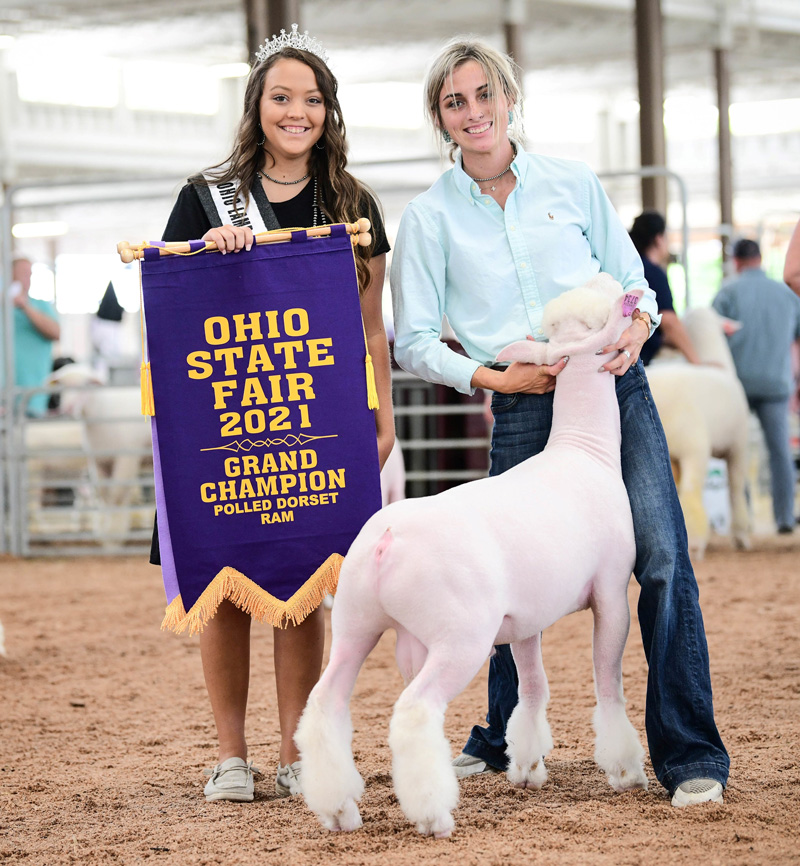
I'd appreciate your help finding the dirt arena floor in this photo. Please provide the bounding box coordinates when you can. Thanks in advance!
[1,535,799,866]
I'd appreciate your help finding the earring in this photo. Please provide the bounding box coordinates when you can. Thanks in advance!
[314,139,326,150]
[441,129,452,143]
[257,127,265,146]
[508,110,514,126]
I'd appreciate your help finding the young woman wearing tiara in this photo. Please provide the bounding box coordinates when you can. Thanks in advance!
[390,38,729,808]
[151,25,394,803]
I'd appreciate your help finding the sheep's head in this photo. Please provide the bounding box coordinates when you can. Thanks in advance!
[681,306,739,373]
[542,273,623,344]
[497,273,642,365]
[48,363,104,388]
[47,363,104,417]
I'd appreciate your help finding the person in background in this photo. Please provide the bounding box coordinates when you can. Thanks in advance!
[712,238,800,534]
[91,281,125,381]
[391,37,728,808]
[784,217,800,296]
[8,255,60,417]
[628,211,701,366]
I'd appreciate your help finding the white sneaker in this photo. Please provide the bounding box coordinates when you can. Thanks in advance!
[671,778,724,807]
[451,753,500,779]
[203,757,259,802]
[275,761,302,797]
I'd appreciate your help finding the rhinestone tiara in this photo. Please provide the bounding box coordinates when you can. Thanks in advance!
[255,23,329,65]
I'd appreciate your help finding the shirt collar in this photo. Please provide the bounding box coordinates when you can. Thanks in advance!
[452,141,527,204]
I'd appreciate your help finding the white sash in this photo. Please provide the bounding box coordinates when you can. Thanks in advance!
[193,172,279,233]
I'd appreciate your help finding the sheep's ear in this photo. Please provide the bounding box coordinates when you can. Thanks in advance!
[496,338,549,365]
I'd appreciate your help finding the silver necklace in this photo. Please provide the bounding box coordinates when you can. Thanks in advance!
[312,176,326,228]
[469,145,517,192]
[262,170,310,185]
[258,171,325,226]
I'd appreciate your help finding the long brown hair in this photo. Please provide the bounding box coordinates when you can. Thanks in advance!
[206,47,377,295]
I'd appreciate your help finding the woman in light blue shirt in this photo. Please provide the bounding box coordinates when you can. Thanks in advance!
[390,38,729,807]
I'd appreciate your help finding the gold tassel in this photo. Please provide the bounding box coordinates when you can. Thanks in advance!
[161,554,343,636]
[140,361,155,416]
[348,230,380,412]
[364,353,380,410]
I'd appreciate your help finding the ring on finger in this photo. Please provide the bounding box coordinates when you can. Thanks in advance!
[622,349,631,359]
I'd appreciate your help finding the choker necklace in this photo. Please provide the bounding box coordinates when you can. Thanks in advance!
[469,144,517,192]
[261,170,310,185]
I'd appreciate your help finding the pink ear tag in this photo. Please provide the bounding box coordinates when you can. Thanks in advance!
[622,293,638,317]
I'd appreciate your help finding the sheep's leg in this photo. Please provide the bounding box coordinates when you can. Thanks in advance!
[395,628,428,685]
[677,447,711,560]
[505,633,552,789]
[590,589,648,792]
[389,638,494,839]
[726,444,751,550]
[295,631,381,832]
[99,454,140,545]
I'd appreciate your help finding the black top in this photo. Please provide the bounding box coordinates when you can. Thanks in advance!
[163,179,391,257]
[639,256,674,366]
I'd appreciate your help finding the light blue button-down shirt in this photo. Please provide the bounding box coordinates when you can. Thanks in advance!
[391,148,659,395]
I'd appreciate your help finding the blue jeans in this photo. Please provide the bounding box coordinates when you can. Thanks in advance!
[463,361,730,795]
[748,397,796,530]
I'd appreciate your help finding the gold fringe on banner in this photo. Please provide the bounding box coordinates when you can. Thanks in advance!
[160,554,343,635]
[161,594,187,631]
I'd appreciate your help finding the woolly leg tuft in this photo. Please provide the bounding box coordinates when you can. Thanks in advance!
[506,700,552,789]
[593,703,648,792]
[389,696,458,838]
[295,690,364,831]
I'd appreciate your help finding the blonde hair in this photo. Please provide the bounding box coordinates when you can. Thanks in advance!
[424,38,524,161]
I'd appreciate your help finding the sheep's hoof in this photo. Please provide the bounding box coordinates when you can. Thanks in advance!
[320,798,362,832]
[687,543,707,562]
[507,758,547,790]
[608,765,648,793]
[415,812,454,838]
[336,798,363,832]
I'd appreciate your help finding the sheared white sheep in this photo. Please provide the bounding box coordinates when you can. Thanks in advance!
[295,274,648,838]
[23,416,96,536]
[47,364,152,543]
[646,308,750,558]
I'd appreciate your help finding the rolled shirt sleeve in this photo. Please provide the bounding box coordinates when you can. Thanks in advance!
[582,165,660,336]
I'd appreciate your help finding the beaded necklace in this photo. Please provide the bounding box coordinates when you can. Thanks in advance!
[257,172,326,227]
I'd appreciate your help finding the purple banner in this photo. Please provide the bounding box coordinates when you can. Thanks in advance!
[141,230,381,631]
